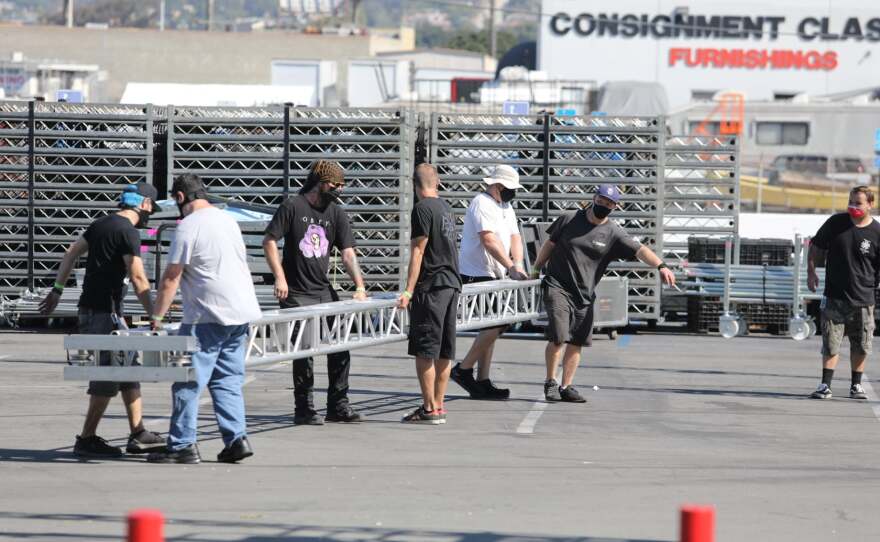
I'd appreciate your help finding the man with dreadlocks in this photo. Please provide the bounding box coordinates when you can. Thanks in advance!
[262,160,368,425]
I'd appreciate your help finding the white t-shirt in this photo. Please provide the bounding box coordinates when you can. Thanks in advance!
[459,192,520,278]
[167,206,262,325]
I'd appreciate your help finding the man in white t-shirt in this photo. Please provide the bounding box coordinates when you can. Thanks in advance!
[451,164,528,400]
[147,174,263,464]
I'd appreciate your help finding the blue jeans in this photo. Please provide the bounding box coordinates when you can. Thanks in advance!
[168,323,249,451]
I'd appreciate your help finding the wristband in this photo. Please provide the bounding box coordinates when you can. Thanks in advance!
[151,315,164,322]
[402,290,412,299]
[529,269,540,279]
[657,262,668,270]
[52,281,65,293]
[356,287,366,293]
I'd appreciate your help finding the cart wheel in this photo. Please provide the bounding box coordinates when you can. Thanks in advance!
[608,329,618,340]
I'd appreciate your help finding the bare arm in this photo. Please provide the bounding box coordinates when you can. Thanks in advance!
[150,263,184,328]
[398,236,428,308]
[263,235,288,301]
[123,254,153,316]
[341,247,367,299]
[479,230,515,270]
[531,239,556,277]
[510,233,524,269]
[39,236,89,315]
[636,245,676,287]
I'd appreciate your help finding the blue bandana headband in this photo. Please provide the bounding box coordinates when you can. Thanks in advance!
[120,185,146,208]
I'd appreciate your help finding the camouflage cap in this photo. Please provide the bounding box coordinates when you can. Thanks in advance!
[310,160,345,185]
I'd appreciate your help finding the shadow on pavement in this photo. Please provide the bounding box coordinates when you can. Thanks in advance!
[0,511,670,542]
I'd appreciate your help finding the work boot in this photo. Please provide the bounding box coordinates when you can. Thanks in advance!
[217,437,254,464]
[147,444,201,464]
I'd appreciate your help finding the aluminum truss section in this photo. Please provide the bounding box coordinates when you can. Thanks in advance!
[62,280,541,381]
[430,113,664,320]
[662,134,740,267]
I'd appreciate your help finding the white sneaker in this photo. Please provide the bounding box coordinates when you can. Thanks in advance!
[850,383,867,400]
[810,383,832,400]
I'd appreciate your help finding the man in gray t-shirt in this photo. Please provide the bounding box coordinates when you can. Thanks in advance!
[531,184,675,403]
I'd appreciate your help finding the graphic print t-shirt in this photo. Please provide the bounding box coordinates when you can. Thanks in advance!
[544,208,642,305]
[79,214,141,312]
[411,197,461,292]
[812,212,880,306]
[264,195,355,295]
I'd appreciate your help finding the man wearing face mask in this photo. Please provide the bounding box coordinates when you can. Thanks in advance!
[39,182,165,458]
[262,160,367,425]
[531,184,675,402]
[807,185,880,401]
[451,164,527,400]
[147,174,262,464]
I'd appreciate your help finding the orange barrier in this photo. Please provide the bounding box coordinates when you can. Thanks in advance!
[128,509,164,542]
[680,505,715,542]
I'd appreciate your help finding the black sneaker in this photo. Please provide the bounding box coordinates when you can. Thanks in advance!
[73,435,123,458]
[544,379,562,402]
[810,383,832,400]
[401,406,441,425]
[325,405,363,423]
[217,437,254,464]
[146,444,201,464]
[126,429,166,454]
[293,411,324,426]
[477,379,510,400]
[560,385,587,403]
[450,363,486,398]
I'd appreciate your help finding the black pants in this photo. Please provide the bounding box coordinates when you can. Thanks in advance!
[281,287,351,415]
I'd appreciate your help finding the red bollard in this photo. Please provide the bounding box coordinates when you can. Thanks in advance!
[127,509,164,542]
[680,505,714,542]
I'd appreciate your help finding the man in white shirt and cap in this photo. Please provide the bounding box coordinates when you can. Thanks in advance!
[450,164,528,400]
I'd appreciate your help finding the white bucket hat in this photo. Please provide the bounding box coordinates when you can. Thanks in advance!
[482,164,523,190]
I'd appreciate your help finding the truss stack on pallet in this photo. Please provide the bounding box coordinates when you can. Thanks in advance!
[430,113,664,320]
[0,102,31,300]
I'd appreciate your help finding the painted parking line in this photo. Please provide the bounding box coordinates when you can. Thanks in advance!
[863,376,880,422]
[516,397,549,434]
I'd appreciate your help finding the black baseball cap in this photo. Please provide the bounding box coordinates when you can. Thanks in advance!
[120,182,159,213]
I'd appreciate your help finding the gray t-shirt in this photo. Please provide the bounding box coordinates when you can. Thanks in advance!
[168,206,262,325]
[544,208,642,305]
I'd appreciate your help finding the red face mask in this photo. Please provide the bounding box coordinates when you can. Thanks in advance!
[848,206,866,220]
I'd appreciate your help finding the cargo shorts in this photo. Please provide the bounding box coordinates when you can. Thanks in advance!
[78,308,140,397]
[821,297,875,357]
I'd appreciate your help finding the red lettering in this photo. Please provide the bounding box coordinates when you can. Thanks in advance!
[666,48,838,71]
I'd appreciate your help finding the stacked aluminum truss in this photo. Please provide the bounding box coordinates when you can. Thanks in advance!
[0,102,154,299]
[167,106,414,292]
[430,113,668,320]
[662,134,740,267]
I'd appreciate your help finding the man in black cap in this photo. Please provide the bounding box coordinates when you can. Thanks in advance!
[531,184,675,403]
[40,182,166,458]
[262,160,367,425]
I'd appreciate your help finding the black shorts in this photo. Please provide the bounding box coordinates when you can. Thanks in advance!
[408,287,459,360]
[461,274,508,333]
[543,284,594,347]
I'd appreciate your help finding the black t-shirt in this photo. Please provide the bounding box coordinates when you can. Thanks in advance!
[544,209,642,305]
[79,214,141,312]
[812,213,880,306]
[411,197,461,292]
[264,194,355,295]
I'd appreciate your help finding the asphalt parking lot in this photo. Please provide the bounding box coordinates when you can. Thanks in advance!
[1,329,879,542]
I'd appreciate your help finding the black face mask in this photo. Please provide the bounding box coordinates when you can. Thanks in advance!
[136,209,151,228]
[500,188,516,203]
[592,202,613,219]
[320,187,341,206]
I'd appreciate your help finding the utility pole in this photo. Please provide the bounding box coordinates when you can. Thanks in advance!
[159,0,165,31]
[488,0,497,58]
[207,0,214,31]
[64,0,74,28]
